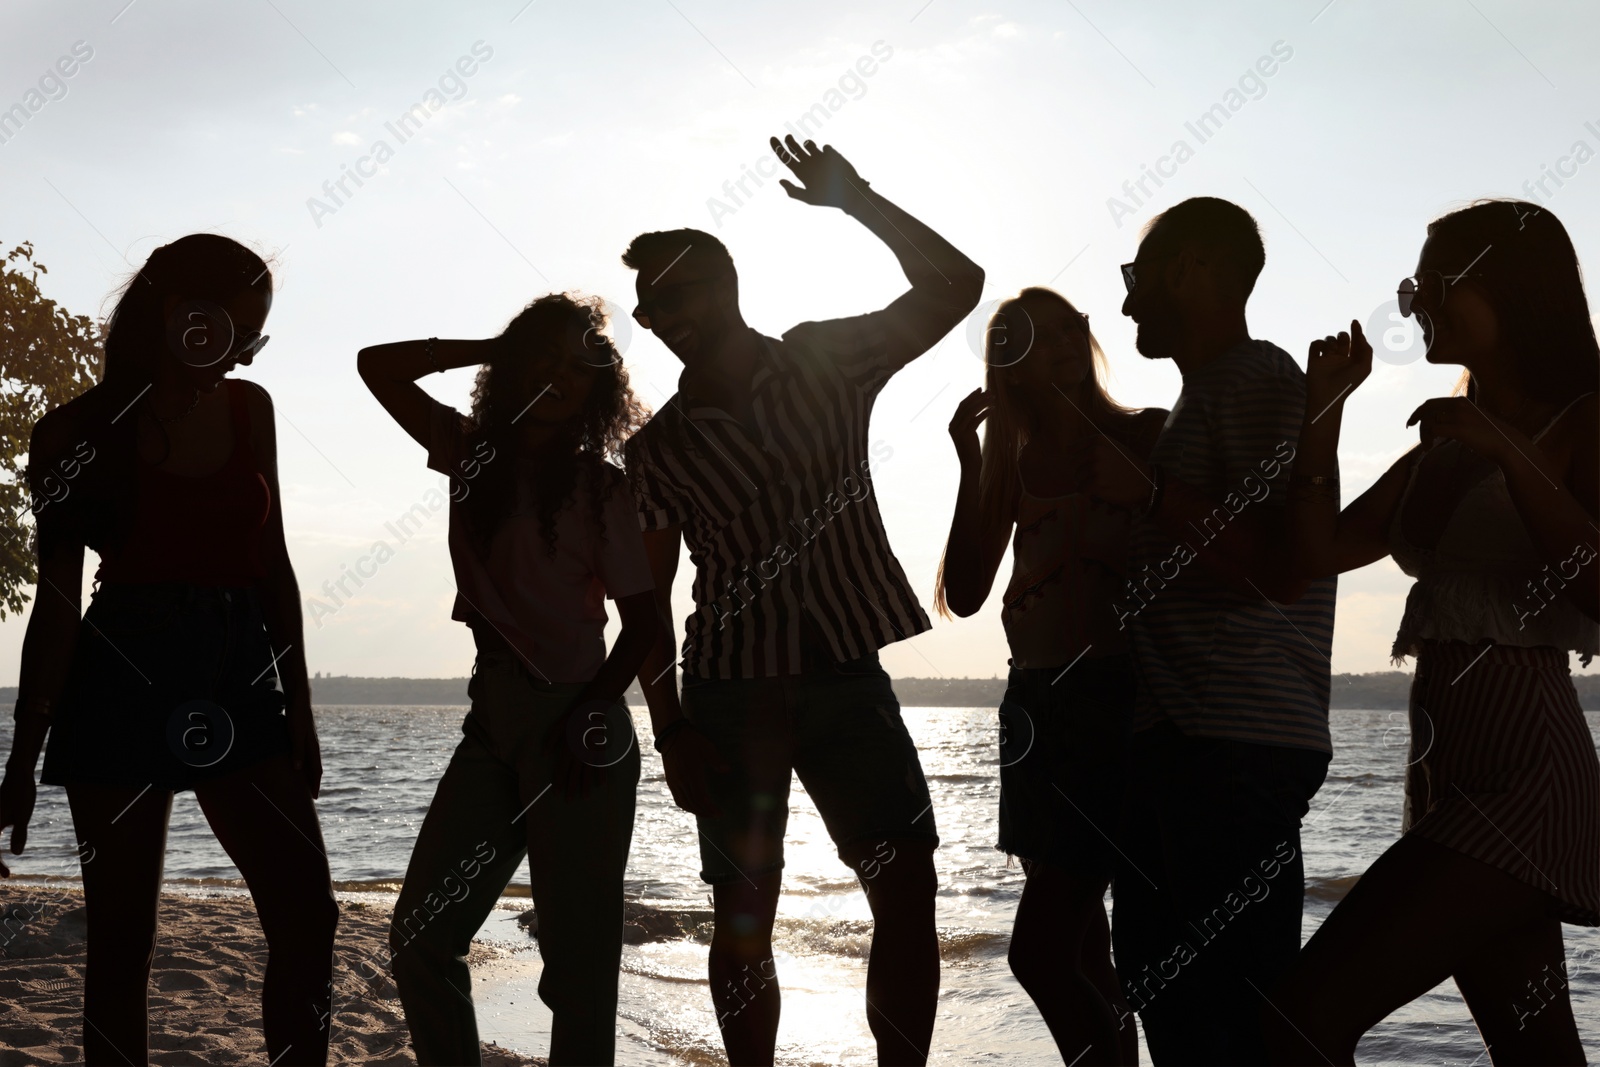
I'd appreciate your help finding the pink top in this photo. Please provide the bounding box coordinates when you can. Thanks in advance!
[427,399,654,683]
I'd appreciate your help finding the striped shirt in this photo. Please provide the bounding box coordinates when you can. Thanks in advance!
[624,313,932,679]
[1124,339,1336,754]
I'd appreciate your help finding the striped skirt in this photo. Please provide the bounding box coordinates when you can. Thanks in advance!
[1404,640,1600,926]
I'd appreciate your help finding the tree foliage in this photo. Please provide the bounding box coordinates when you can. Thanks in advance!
[0,242,103,619]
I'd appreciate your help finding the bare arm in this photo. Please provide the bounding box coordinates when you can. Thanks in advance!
[1501,395,1600,621]
[1284,321,1420,577]
[2,410,88,873]
[637,526,684,734]
[356,338,500,448]
[771,135,985,365]
[635,524,726,817]
[1412,392,1599,622]
[241,383,320,797]
[551,588,660,797]
[938,389,1014,618]
[577,589,658,709]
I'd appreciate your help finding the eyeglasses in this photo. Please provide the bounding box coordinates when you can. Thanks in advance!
[232,331,270,359]
[632,277,721,330]
[1120,262,1137,293]
[1397,269,1484,318]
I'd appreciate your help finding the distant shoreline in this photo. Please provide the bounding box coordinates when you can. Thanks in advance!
[8,672,1597,710]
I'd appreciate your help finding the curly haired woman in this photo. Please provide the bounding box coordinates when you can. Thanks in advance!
[358,293,658,1066]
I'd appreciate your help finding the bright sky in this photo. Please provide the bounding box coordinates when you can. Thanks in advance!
[3,0,1598,684]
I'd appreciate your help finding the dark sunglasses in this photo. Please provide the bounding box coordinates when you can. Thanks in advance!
[232,331,270,359]
[1397,269,1484,318]
[632,277,721,330]
[1120,262,1137,293]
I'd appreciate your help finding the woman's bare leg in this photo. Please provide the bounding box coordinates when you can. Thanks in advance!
[67,781,174,1067]
[195,754,338,1067]
[1264,834,1578,1066]
[1455,915,1584,1066]
[1009,861,1131,1065]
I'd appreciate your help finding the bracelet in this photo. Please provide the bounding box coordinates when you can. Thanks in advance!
[1289,472,1340,498]
[652,718,694,754]
[425,337,441,374]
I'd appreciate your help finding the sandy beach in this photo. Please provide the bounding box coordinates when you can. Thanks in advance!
[0,886,546,1066]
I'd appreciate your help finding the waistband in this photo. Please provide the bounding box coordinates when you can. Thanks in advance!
[1007,652,1134,683]
[91,580,261,603]
[1415,638,1571,672]
[683,650,885,685]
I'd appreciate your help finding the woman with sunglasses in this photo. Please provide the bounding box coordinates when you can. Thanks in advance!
[1265,200,1599,1065]
[937,286,1165,1065]
[0,234,338,1065]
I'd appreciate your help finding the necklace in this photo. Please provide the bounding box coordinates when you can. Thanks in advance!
[151,387,201,424]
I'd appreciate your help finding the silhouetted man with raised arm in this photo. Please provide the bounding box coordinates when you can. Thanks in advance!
[622,135,984,1066]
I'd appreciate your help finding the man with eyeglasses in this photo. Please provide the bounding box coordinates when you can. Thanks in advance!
[1084,197,1336,1065]
[619,134,984,1066]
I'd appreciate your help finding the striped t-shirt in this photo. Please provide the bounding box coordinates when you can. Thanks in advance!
[1123,339,1336,754]
[624,312,934,679]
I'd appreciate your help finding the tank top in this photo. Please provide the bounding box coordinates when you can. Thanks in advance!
[1000,489,1132,668]
[95,378,272,586]
[1388,391,1598,665]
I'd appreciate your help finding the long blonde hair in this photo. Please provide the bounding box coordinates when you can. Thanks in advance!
[932,286,1141,619]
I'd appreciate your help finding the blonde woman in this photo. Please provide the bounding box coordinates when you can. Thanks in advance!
[937,286,1165,1065]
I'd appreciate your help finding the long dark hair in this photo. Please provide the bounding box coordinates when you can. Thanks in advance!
[459,293,647,558]
[933,286,1141,619]
[35,234,271,554]
[1427,200,1600,403]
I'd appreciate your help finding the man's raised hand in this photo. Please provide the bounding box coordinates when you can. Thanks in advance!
[770,135,868,210]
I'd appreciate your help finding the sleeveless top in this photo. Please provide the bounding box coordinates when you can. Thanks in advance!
[1001,489,1132,668]
[1388,392,1598,665]
[95,378,272,586]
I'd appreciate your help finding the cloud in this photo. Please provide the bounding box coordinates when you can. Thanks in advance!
[332,131,362,146]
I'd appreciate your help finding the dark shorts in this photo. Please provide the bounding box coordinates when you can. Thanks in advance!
[681,651,939,886]
[997,654,1135,877]
[41,581,293,792]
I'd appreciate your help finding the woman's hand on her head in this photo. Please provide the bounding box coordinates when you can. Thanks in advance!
[948,388,989,468]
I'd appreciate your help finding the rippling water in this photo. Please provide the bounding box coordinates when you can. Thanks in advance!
[4,706,1598,1064]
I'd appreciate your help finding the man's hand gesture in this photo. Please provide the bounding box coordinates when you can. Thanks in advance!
[770,135,869,210]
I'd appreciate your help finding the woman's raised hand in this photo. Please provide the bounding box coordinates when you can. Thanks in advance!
[1306,319,1373,410]
[948,388,990,467]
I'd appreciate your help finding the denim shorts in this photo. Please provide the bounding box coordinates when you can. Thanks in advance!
[41,581,293,792]
[998,654,1135,877]
[681,651,939,886]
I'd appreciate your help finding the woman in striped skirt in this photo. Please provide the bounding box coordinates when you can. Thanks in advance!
[1265,199,1599,1066]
